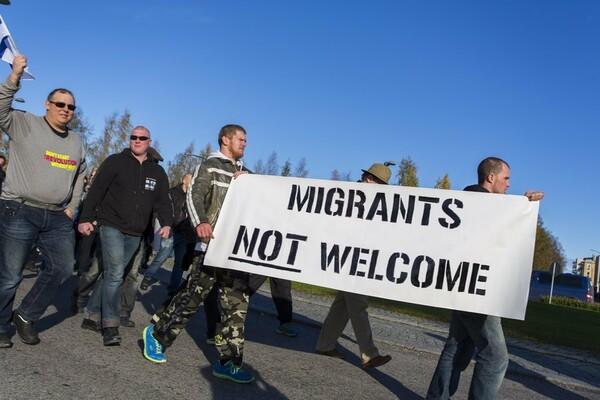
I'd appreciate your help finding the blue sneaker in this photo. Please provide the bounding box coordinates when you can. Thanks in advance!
[212,360,255,384]
[276,322,299,337]
[142,325,166,363]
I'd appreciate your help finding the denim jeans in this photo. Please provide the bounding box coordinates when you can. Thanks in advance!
[76,236,140,316]
[166,234,193,294]
[426,311,509,400]
[120,240,144,318]
[143,235,173,280]
[0,200,75,333]
[85,226,140,328]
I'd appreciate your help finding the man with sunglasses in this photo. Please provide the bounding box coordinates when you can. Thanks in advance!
[0,54,87,348]
[77,127,172,346]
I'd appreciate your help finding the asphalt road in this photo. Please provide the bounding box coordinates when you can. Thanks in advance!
[0,271,597,400]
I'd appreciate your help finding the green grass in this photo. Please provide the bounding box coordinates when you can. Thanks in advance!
[293,282,600,355]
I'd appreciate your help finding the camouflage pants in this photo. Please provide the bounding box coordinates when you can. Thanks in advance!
[153,252,250,364]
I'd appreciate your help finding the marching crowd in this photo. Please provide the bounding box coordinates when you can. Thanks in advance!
[0,54,543,399]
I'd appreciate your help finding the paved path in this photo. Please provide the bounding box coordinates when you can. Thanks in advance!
[252,285,600,396]
[1,266,599,399]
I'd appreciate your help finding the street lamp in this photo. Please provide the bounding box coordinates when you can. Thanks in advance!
[0,1,11,5]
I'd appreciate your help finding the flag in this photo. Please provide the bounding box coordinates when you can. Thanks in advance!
[0,14,34,80]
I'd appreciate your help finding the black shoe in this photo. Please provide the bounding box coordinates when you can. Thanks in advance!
[102,327,121,346]
[120,317,135,328]
[81,318,101,333]
[316,348,346,359]
[12,311,40,345]
[362,354,392,369]
[0,333,13,348]
[140,278,152,291]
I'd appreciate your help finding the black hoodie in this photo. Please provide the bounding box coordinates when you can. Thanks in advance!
[79,148,173,235]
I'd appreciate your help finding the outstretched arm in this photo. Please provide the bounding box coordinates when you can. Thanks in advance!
[524,190,544,202]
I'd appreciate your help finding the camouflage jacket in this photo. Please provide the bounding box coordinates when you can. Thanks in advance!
[186,152,249,244]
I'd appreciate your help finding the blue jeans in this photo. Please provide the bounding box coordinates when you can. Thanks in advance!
[426,311,509,400]
[167,234,190,294]
[86,226,140,328]
[143,235,173,280]
[0,200,75,333]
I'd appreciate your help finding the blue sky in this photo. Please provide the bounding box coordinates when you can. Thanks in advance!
[1,1,598,264]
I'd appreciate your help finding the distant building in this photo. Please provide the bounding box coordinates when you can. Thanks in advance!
[573,256,599,295]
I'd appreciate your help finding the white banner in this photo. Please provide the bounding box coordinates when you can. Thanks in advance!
[205,175,539,320]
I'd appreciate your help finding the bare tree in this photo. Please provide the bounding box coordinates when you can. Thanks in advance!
[70,107,94,153]
[294,157,309,178]
[264,151,280,176]
[281,159,292,177]
[253,159,264,175]
[87,111,133,169]
[331,170,351,181]
[331,169,341,181]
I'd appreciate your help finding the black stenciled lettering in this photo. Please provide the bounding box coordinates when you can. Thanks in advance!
[367,249,380,279]
[314,186,325,213]
[321,243,353,273]
[475,264,489,296]
[350,248,369,277]
[232,225,260,257]
[366,192,388,222]
[325,187,345,216]
[258,230,282,261]
[386,252,409,284]
[439,198,463,229]
[467,263,479,294]
[345,189,366,218]
[411,255,435,288]
[435,260,470,292]
[398,195,415,224]
[287,184,316,212]
[285,233,308,265]
[417,196,440,226]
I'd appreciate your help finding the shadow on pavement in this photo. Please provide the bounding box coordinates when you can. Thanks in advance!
[505,364,591,400]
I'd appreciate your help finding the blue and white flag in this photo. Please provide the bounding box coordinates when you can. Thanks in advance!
[0,14,34,80]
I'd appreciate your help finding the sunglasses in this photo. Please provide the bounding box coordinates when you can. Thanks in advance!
[130,135,150,141]
[48,100,76,111]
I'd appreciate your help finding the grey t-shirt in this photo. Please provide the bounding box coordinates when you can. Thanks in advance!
[0,79,86,214]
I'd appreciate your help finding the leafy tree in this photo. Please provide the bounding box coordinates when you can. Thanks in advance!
[281,159,292,177]
[533,216,566,273]
[87,111,133,168]
[434,173,451,189]
[397,157,419,187]
[264,151,280,176]
[294,157,309,178]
